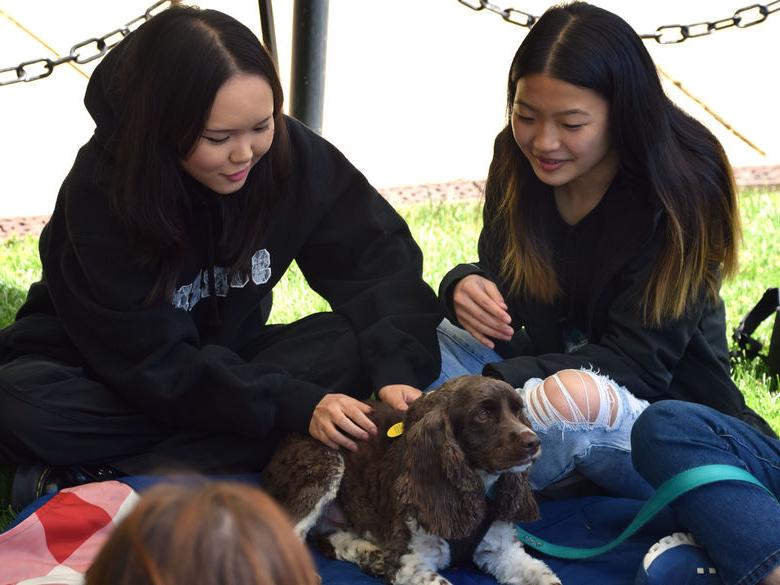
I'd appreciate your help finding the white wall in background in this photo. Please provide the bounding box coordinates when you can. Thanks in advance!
[1,0,777,217]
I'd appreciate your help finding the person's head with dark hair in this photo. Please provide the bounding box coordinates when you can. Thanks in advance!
[99,5,291,301]
[490,1,739,325]
[85,482,319,585]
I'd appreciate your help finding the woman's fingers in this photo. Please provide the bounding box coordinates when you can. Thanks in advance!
[463,323,496,349]
[312,417,358,451]
[453,276,513,343]
[455,297,514,347]
[377,384,422,411]
[482,279,510,314]
[459,296,513,337]
[461,315,510,348]
[314,429,341,450]
[342,402,377,436]
[309,394,377,452]
[472,288,512,329]
[323,421,358,451]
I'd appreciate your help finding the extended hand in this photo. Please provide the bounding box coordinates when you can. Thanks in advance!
[377,384,422,411]
[453,274,513,349]
[309,393,377,452]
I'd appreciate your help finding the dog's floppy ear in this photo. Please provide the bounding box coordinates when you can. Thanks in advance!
[395,405,485,540]
[493,472,539,523]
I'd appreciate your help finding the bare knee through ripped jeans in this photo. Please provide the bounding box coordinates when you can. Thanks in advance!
[523,369,622,430]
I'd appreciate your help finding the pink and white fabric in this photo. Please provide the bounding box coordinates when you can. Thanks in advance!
[0,481,139,585]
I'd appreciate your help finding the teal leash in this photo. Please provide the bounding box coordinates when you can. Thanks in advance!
[515,464,775,560]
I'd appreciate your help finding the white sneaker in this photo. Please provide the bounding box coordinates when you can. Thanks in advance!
[636,532,723,584]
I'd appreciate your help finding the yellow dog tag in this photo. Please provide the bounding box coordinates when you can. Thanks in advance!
[387,422,404,438]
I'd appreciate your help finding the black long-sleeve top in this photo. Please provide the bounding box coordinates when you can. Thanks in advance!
[439,160,773,436]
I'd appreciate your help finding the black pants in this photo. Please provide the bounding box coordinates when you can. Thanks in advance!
[0,313,371,475]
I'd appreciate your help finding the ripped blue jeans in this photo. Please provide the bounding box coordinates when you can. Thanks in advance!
[429,318,653,499]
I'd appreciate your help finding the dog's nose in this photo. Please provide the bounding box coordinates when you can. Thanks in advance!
[520,431,540,454]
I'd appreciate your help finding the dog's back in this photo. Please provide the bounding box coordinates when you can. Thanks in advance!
[263,400,406,546]
[338,401,406,544]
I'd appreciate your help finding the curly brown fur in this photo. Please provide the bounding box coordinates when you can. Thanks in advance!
[493,472,539,523]
[395,404,486,539]
[264,375,545,583]
[337,401,408,545]
[263,434,345,532]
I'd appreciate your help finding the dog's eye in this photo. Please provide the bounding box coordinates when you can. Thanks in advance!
[508,398,525,415]
[473,408,490,423]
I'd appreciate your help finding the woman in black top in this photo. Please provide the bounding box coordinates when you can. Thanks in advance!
[0,6,440,504]
[433,2,773,497]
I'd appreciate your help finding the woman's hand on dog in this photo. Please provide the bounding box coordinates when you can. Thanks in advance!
[378,384,421,411]
[453,274,514,349]
[310,394,377,451]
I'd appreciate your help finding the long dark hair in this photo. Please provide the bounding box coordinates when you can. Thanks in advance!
[109,6,291,302]
[491,1,740,326]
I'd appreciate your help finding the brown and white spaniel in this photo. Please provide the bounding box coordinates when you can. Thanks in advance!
[263,375,561,585]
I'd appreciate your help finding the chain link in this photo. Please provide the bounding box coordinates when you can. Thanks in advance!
[0,0,173,87]
[457,0,780,43]
[3,0,777,87]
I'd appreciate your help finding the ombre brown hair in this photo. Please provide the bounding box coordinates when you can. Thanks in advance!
[490,2,740,326]
[85,482,319,585]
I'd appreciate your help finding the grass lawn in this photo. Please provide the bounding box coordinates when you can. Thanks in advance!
[1,191,778,529]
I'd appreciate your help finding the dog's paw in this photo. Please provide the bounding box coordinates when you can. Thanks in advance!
[390,571,453,585]
[366,548,385,576]
[531,569,561,585]
[491,554,561,585]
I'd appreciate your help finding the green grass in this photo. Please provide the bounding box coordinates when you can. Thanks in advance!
[0,191,778,529]
[266,201,484,324]
[0,237,39,328]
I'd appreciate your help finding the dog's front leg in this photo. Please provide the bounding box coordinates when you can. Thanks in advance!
[327,530,387,576]
[391,521,453,585]
[393,554,453,585]
[473,522,561,585]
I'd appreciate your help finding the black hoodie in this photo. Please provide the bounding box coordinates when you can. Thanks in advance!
[439,136,775,437]
[0,44,442,441]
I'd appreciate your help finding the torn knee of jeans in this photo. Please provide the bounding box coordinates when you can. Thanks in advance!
[525,369,620,430]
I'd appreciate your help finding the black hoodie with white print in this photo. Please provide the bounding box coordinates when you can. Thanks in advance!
[0,39,442,443]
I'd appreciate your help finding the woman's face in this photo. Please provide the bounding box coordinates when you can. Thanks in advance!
[181,73,275,195]
[511,73,618,194]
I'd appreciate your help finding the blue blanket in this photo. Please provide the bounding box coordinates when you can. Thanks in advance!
[8,475,682,584]
[312,496,681,585]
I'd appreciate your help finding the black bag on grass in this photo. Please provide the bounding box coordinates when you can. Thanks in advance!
[732,288,780,379]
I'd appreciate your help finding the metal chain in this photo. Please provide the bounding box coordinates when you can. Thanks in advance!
[457,0,780,43]
[0,0,174,87]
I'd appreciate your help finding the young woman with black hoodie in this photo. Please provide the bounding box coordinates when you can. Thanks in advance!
[431,2,775,499]
[0,6,441,507]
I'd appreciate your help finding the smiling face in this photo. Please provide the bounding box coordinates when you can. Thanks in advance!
[511,73,618,196]
[180,73,275,194]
